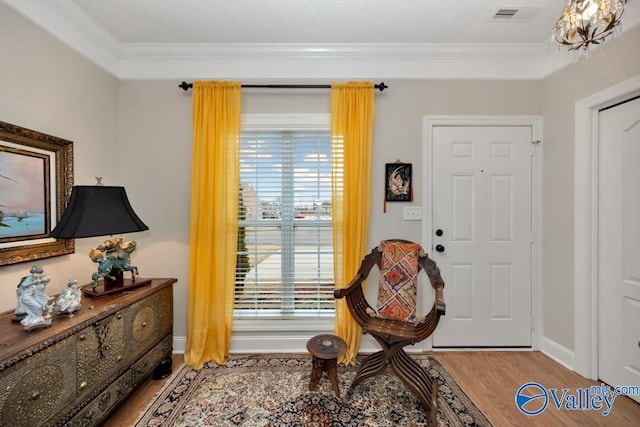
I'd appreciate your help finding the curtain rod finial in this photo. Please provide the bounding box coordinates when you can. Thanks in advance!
[179,81,193,91]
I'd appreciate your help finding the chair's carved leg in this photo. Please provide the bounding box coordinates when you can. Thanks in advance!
[344,350,387,402]
[395,349,432,385]
[389,350,438,421]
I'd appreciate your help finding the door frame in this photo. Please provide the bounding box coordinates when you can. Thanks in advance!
[421,116,544,351]
[574,75,640,379]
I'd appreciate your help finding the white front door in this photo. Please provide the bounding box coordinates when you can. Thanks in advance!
[597,96,640,402]
[431,125,533,347]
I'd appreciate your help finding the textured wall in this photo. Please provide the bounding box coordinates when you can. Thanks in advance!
[0,4,119,306]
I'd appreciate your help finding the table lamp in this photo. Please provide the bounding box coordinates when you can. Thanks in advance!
[50,184,151,297]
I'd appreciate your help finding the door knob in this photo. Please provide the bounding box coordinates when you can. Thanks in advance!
[435,244,445,252]
[435,229,443,236]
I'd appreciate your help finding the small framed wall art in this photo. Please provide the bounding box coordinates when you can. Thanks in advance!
[385,162,412,202]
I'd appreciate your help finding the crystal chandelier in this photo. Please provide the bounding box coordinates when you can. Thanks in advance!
[552,0,628,51]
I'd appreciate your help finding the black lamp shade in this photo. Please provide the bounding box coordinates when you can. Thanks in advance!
[50,186,149,239]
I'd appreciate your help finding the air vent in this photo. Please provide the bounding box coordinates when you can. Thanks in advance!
[494,9,519,19]
[490,7,544,23]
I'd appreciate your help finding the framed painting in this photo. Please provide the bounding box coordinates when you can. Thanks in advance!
[0,121,74,266]
[385,162,412,202]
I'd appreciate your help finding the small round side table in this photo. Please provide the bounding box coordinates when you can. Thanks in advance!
[306,334,347,397]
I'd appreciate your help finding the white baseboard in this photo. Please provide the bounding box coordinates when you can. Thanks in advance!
[540,336,575,371]
[173,336,186,354]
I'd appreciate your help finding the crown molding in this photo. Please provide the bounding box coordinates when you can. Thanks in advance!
[119,42,569,80]
[118,45,568,80]
[121,42,553,60]
[2,0,572,80]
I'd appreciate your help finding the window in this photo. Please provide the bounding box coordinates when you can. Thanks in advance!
[234,115,335,319]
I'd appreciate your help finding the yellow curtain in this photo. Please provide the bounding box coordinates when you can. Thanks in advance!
[331,81,375,364]
[185,81,242,369]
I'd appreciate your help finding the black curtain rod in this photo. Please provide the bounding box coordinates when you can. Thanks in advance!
[178,81,388,92]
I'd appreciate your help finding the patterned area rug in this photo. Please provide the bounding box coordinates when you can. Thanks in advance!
[135,354,491,426]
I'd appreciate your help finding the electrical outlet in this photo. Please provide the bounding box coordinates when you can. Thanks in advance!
[403,207,422,221]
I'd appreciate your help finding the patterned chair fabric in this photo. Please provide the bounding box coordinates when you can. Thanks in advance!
[374,240,424,322]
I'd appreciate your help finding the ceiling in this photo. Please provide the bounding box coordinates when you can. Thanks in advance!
[72,0,561,44]
[3,0,639,80]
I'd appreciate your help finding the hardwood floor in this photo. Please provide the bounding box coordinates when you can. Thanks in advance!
[435,352,640,426]
[104,351,640,426]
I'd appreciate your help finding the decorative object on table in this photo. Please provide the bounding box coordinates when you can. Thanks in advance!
[88,236,140,289]
[334,239,446,426]
[552,0,628,52]
[134,354,491,427]
[306,334,347,397]
[383,161,412,212]
[17,269,54,331]
[12,265,44,322]
[0,120,74,267]
[50,181,151,298]
[55,279,82,315]
[34,275,52,307]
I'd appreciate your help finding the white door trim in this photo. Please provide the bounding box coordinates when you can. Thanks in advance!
[574,75,640,379]
[421,116,543,351]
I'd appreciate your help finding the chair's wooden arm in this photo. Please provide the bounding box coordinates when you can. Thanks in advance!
[334,274,364,299]
[435,286,446,315]
[334,248,381,299]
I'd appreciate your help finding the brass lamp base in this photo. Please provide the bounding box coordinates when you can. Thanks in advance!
[83,270,152,298]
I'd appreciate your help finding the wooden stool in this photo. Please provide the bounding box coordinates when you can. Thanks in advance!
[306,334,347,397]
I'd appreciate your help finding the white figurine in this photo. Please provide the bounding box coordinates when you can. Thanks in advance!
[55,279,82,315]
[19,276,53,331]
[13,265,44,322]
[35,275,52,307]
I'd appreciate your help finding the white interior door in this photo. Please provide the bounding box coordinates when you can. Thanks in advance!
[431,126,533,347]
[597,96,640,403]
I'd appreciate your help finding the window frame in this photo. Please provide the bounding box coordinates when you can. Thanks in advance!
[234,113,334,332]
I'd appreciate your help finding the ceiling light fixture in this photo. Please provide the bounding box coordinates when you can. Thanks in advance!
[552,0,628,51]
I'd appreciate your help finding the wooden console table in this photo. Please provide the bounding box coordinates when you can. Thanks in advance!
[0,277,176,427]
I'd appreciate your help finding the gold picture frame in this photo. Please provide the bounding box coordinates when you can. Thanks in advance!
[0,120,74,266]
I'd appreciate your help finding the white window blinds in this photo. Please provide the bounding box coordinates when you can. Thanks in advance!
[235,131,335,317]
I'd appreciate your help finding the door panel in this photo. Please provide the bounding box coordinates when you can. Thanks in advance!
[598,97,640,402]
[432,126,532,347]
[452,175,474,242]
[451,263,474,319]
[490,175,512,242]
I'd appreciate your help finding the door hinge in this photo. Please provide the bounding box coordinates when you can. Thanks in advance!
[531,316,535,330]
[531,140,540,156]
[530,229,535,243]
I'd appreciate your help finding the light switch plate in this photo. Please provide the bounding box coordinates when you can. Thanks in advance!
[403,207,422,221]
